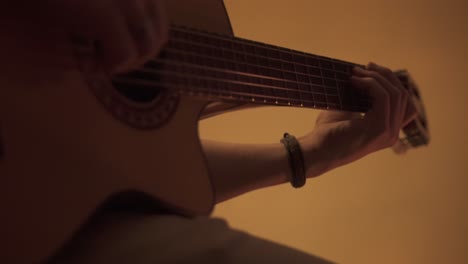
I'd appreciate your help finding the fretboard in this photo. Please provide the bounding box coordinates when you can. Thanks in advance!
[114,25,371,112]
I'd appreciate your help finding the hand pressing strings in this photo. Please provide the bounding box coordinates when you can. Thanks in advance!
[299,62,418,177]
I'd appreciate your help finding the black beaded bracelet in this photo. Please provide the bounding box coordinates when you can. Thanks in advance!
[280,133,306,188]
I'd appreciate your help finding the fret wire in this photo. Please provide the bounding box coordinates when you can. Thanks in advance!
[232,41,243,99]
[154,54,328,98]
[139,66,331,99]
[135,68,367,111]
[279,51,290,105]
[114,75,319,105]
[254,46,274,104]
[112,75,367,112]
[240,41,255,102]
[165,44,340,93]
[193,35,212,97]
[318,59,330,109]
[332,60,344,110]
[171,26,362,76]
[183,40,197,95]
[219,46,233,100]
[214,40,227,98]
[160,48,341,93]
[164,26,371,110]
[167,38,351,84]
[304,57,317,108]
[266,45,280,104]
[291,54,305,107]
[142,59,369,101]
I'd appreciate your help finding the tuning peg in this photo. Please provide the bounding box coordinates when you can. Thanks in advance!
[392,138,411,155]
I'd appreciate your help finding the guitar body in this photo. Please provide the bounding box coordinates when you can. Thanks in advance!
[0,0,232,263]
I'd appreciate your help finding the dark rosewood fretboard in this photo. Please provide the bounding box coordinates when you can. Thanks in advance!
[114,25,371,112]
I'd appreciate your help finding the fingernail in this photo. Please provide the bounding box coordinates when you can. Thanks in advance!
[352,66,367,75]
[367,62,377,69]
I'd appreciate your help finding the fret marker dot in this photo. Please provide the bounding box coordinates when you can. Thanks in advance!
[288,102,291,106]
[300,103,304,107]
[251,98,255,102]
[275,101,279,104]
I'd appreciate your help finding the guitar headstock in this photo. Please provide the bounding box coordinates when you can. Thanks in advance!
[392,70,430,154]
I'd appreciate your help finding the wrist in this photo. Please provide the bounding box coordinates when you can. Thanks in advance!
[298,136,337,179]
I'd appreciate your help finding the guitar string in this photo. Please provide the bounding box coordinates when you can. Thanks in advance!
[154,47,344,92]
[112,25,369,110]
[114,69,370,111]
[137,64,359,109]
[113,77,367,111]
[165,36,355,79]
[170,26,363,75]
[163,27,368,110]
[142,59,341,97]
[138,57,370,104]
[149,46,342,109]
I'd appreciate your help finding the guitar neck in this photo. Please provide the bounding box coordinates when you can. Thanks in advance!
[114,25,371,112]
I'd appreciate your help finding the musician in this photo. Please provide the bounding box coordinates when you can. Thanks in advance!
[5,1,416,263]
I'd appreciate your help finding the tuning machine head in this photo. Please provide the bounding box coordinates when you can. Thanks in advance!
[392,70,430,154]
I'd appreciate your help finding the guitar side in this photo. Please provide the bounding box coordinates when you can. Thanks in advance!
[0,0,232,263]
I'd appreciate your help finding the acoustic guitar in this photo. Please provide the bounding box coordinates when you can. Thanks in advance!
[0,0,429,262]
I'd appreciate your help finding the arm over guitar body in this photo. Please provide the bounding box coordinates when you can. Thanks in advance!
[0,1,234,263]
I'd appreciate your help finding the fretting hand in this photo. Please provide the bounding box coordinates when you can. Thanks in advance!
[299,62,418,177]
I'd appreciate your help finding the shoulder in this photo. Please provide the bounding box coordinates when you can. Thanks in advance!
[48,211,334,264]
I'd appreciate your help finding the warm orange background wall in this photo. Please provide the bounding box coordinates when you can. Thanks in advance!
[199,0,468,263]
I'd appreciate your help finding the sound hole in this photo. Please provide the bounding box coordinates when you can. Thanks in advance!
[114,82,161,103]
[113,71,162,103]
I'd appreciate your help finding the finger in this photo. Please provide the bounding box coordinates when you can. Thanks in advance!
[350,75,390,130]
[116,0,153,71]
[90,2,138,73]
[353,66,402,138]
[402,98,418,127]
[68,2,138,74]
[367,62,408,128]
[143,0,169,60]
[353,66,398,96]
[367,62,404,89]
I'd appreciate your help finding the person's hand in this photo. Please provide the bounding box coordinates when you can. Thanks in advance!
[2,0,169,74]
[299,62,418,177]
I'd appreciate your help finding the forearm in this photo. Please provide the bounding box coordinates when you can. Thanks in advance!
[201,138,330,203]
